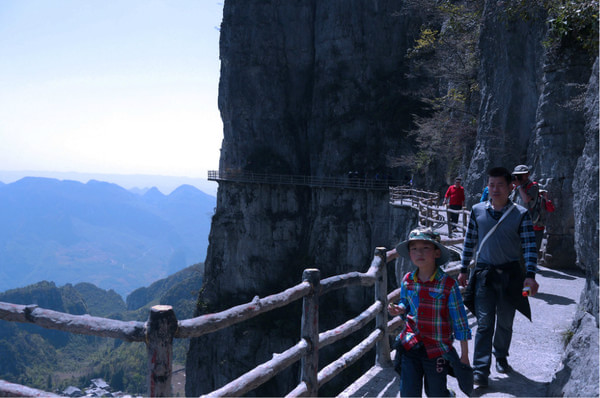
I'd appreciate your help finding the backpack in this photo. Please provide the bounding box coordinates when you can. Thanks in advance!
[526,182,555,227]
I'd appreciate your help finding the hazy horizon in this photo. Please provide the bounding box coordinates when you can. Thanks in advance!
[0,169,218,196]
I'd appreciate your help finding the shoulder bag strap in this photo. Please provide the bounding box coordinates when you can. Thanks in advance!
[469,203,516,268]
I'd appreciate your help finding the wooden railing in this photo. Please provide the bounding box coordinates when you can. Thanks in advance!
[0,248,405,397]
[208,169,405,191]
[389,186,469,237]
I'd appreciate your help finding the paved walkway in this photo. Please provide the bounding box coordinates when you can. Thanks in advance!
[340,265,586,397]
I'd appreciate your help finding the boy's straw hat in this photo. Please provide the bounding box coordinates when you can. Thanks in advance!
[395,227,450,266]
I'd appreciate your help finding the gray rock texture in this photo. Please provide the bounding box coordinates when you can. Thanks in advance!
[572,58,599,324]
[466,3,599,395]
[466,1,546,191]
[531,47,596,270]
[548,57,599,398]
[548,312,600,398]
[186,2,425,396]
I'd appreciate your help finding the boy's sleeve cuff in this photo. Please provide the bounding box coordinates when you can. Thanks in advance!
[460,267,468,274]
[454,330,472,341]
[526,272,536,279]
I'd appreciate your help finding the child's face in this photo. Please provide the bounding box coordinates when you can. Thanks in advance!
[408,240,440,267]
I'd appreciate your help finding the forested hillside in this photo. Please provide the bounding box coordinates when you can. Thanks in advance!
[0,264,202,394]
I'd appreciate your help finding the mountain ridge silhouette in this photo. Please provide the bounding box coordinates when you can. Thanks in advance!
[0,177,215,296]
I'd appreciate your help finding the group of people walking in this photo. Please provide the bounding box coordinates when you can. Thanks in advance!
[386,165,542,397]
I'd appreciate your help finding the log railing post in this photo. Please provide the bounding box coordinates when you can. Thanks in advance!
[447,207,453,236]
[146,305,178,397]
[427,198,433,227]
[374,248,392,367]
[300,268,320,397]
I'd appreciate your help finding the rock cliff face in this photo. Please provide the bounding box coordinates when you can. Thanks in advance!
[466,2,546,189]
[547,57,599,398]
[466,2,598,395]
[466,1,597,272]
[186,1,422,396]
[186,0,598,395]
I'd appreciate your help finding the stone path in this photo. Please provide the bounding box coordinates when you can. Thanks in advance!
[340,265,586,397]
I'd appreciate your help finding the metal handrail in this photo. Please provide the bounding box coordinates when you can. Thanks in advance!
[208,170,404,191]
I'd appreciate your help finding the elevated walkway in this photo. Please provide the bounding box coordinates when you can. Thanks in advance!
[208,170,405,191]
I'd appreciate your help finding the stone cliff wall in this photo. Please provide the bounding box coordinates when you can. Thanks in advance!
[186,1,423,396]
[466,1,547,193]
[467,1,596,271]
[548,57,599,398]
[468,1,598,395]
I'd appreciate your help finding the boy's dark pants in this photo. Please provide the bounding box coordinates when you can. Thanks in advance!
[473,269,516,376]
[401,344,450,397]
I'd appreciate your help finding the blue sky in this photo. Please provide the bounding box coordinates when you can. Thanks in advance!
[0,0,223,189]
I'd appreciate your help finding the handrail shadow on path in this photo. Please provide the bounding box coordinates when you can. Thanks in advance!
[536,267,582,281]
[533,292,577,306]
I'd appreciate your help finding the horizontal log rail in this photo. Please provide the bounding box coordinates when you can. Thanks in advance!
[0,302,146,341]
[0,380,61,397]
[208,169,405,191]
[0,248,408,397]
[176,282,311,338]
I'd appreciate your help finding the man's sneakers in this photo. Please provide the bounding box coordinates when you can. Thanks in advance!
[473,373,488,388]
[496,357,513,374]
[473,358,512,389]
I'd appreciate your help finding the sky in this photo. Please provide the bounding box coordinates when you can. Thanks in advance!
[0,0,223,194]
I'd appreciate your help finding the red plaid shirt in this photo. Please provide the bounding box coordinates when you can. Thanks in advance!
[397,268,471,358]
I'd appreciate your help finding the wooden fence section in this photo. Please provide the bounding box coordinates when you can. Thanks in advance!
[0,380,61,397]
[389,186,469,236]
[0,248,405,398]
[208,169,405,191]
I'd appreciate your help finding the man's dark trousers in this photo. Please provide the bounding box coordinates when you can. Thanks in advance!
[449,204,461,226]
[472,269,516,377]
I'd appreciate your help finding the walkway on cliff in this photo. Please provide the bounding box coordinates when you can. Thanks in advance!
[208,170,406,191]
[340,265,586,397]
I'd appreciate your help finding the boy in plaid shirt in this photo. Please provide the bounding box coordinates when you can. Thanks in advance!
[387,228,472,397]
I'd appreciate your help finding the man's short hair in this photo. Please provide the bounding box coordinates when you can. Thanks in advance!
[488,166,512,185]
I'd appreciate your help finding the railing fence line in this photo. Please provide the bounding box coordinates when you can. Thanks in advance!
[0,248,404,398]
[389,186,469,236]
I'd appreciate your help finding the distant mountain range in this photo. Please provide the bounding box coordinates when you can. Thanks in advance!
[0,170,218,196]
[0,177,215,296]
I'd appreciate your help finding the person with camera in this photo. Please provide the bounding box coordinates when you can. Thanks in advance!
[510,165,543,252]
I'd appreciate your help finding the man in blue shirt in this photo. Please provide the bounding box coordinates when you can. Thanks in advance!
[458,167,539,388]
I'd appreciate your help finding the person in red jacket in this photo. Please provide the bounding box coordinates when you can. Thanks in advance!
[444,177,465,235]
